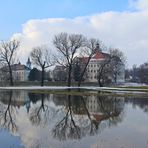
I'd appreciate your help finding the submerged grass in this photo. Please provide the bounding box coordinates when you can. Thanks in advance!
[119,85,148,89]
[29,89,148,98]
[111,86,148,92]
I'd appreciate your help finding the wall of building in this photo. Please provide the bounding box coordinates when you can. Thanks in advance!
[86,59,105,82]
[85,58,125,83]
[13,70,30,81]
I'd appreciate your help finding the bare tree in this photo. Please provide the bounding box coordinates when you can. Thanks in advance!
[30,46,53,86]
[53,33,86,86]
[97,54,112,87]
[109,48,126,83]
[77,39,101,86]
[0,40,20,86]
[97,48,125,86]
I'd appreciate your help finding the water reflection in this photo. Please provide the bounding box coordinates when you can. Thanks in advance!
[52,94,124,140]
[125,97,148,113]
[0,91,17,133]
[0,90,148,147]
[0,91,125,140]
[29,94,50,126]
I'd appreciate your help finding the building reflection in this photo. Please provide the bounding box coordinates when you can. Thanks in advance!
[52,94,125,140]
[0,90,31,112]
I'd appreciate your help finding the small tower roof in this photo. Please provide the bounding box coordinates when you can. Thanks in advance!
[27,57,31,64]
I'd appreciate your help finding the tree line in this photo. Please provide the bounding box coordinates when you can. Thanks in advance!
[0,32,126,87]
[125,63,148,84]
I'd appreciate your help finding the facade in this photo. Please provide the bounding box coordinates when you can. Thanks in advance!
[11,63,31,81]
[86,52,109,82]
[0,59,31,82]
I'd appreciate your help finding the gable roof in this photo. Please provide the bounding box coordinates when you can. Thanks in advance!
[77,51,109,64]
[92,51,109,60]
[11,64,31,71]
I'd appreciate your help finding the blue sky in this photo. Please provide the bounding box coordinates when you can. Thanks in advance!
[0,0,129,39]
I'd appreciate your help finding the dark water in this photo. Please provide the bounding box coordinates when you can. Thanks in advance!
[0,90,148,148]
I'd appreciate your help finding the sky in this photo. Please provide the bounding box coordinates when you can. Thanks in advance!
[0,0,148,68]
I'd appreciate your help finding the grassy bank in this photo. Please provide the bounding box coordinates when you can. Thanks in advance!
[10,81,101,87]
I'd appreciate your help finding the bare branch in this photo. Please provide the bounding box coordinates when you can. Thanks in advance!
[30,45,54,86]
[53,32,86,86]
[0,39,20,86]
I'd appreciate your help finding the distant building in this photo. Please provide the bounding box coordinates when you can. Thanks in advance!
[79,51,125,83]
[11,62,31,81]
[0,59,31,82]
[51,51,125,84]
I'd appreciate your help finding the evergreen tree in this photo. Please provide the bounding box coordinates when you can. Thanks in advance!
[28,68,41,81]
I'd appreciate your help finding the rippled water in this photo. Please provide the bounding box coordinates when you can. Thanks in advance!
[0,90,148,148]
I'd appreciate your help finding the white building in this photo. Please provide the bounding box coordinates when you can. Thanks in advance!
[82,51,125,83]
[0,58,31,82]
[11,63,31,81]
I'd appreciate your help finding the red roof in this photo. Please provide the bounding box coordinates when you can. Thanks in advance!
[92,113,107,122]
[77,51,109,64]
[92,51,108,59]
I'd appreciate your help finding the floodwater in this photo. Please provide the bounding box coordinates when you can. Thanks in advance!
[0,90,148,148]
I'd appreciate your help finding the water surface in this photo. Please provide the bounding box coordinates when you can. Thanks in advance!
[0,90,148,148]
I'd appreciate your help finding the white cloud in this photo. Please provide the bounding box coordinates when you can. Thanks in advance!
[129,0,148,10]
[12,0,148,68]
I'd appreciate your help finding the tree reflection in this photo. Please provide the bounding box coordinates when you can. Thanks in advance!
[28,91,124,141]
[0,91,17,133]
[125,97,148,114]
[52,95,81,140]
[96,96,124,126]
[52,94,124,140]
[29,94,49,126]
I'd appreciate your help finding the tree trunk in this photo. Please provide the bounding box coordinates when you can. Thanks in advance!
[114,75,117,84]
[78,56,91,87]
[97,58,111,87]
[41,94,45,111]
[41,67,45,86]
[68,65,72,87]
[8,63,14,86]
[98,75,103,87]
[98,66,104,87]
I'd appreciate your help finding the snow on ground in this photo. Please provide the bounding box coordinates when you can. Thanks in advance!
[0,85,147,94]
[121,82,148,87]
[0,86,72,90]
